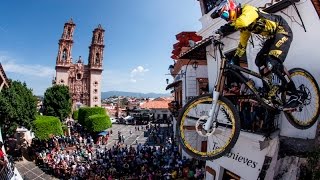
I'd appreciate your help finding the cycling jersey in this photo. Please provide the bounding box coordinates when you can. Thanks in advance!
[230,5,292,59]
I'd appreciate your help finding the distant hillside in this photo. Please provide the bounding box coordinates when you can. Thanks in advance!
[101,91,171,99]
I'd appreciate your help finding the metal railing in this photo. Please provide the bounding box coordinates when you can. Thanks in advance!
[0,158,15,180]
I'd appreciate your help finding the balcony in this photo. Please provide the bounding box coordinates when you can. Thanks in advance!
[0,160,15,180]
[224,94,280,136]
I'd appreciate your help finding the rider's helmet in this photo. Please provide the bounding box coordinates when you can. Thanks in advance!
[210,0,241,22]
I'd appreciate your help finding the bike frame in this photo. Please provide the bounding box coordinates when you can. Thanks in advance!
[203,39,276,131]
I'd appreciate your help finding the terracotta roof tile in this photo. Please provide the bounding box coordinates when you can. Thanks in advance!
[140,100,171,109]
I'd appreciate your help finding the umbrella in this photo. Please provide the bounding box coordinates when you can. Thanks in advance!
[98,131,109,136]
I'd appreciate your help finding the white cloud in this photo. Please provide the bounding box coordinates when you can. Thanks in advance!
[0,53,55,95]
[102,67,160,93]
[130,65,149,82]
[0,55,55,77]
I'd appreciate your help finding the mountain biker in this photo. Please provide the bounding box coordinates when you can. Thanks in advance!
[210,0,301,110]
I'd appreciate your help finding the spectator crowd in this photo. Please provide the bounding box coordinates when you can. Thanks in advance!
[30,123,206,179]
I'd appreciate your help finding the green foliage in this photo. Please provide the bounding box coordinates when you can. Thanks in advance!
[0,80,37,136]
[87,114,111,132]
[43,85,72,121]
[33,115,63,140]
[72,110,79,120]
[78,107,106,127]
[77,107,110,132]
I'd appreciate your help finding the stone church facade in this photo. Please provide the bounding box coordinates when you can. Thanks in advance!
[54,19,104,108]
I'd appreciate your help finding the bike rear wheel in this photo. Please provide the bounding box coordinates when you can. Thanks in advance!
[283,68,320,129]
[177,94,240,160]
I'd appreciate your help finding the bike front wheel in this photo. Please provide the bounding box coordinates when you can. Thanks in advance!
[283,68,320,129]
[177,94,240,160]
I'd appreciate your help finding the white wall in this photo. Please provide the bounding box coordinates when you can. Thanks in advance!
[154,109,171,120]
[277,1,320,138]
[182,65,208,105]
[206,134,279,180]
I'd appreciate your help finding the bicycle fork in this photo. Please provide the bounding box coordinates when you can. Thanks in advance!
[203,91,220,132]
[203,55,226,132]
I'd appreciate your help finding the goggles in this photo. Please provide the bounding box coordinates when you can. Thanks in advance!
[220,10,230,21]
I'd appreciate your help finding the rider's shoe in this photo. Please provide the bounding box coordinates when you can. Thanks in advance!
[283,93,302,111]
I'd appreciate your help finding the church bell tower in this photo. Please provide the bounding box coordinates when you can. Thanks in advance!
[56,18,75,66]
[55,18,76,86]
[88,24,105,107]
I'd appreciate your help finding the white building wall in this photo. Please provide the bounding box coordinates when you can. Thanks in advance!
[172,64,207,159]
[277,1,320,138]
[182,65,208,105]
[154,109,171,120]
[205,135,279,180]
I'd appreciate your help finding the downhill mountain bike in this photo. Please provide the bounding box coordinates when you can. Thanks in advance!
[177,34,320,160]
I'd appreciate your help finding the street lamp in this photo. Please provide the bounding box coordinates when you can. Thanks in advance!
[192,61,199,70]
[168,65,174,75]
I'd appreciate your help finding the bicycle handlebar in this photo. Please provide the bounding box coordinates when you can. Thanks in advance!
[211,36,224,55]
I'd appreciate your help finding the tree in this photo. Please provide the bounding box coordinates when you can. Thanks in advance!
[78,107,106,127]
[33,115,63,140]
[43,85,72,121]
[87,114,111,132]
[0,80,37,136]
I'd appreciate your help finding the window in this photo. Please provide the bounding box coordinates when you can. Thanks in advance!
[96,53,100,64]
[98,33,101,43]
[76,73,82,80]
[93,81,98,86]
[93,96,98,102]
[62,49,67,61]
[205,166,216,180]
[60,79,64,84]
[197,78,209,95]
[67,27,71,38]
[222,169,240,180]
[93,89,98,94]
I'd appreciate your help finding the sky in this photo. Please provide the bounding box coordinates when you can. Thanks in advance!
[0,0,202,96]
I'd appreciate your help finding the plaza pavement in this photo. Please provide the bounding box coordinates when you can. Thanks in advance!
[15,123,152,180]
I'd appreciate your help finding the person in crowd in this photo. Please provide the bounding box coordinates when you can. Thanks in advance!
[0,141,7,169]
[31,122,206,179]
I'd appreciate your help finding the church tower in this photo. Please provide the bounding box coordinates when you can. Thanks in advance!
[54,19,104,108]
[88,24,105,107]
[55,18,76,86]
